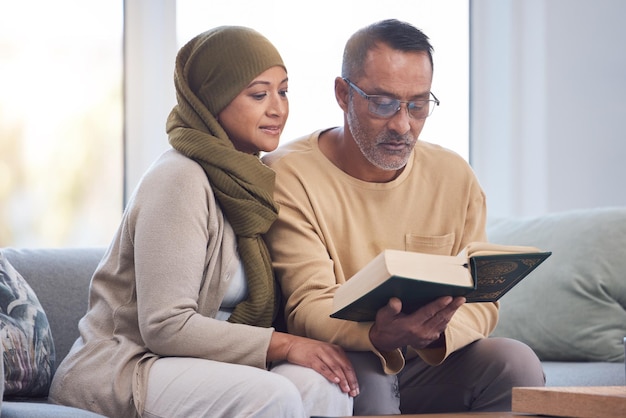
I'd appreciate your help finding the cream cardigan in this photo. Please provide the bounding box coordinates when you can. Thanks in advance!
[49,149,274,417]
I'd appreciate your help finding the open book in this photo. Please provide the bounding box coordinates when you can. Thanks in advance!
[331,242,551,322]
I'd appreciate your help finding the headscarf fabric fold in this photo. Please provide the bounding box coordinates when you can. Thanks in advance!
[166,26,285,327]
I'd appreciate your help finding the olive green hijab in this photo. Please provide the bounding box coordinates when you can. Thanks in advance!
[166,26,285,327]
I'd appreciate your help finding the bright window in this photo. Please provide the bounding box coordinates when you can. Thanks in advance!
[0,1,124,247]
[177,0,469,158]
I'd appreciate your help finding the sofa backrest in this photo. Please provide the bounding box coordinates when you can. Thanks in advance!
[2,247,106,367]
[487,206,626,363]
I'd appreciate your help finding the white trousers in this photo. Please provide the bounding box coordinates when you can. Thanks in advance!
[142,357,352,418]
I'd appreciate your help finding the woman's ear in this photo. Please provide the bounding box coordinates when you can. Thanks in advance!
[334,77,350,113]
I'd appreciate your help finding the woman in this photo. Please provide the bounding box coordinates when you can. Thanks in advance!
[49,26,358,418]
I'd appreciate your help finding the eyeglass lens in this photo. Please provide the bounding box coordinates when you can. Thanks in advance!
[345,78,438,119]
[369,97,435,119]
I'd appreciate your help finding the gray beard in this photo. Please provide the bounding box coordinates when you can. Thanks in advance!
[347,104,411,171]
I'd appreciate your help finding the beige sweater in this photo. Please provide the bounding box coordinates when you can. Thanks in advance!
[263,130,498,374]
[49,149,274,417]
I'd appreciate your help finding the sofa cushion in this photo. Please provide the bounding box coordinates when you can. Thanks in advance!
[541,361,625,386]
[487,207,626,362]
[0,251,55,397]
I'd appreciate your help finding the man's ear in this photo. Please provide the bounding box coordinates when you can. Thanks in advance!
[334,77,349,113]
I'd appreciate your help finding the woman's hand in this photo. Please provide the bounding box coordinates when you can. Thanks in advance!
[269,332,359,397]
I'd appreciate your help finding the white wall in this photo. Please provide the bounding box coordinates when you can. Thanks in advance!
[471,0,626,218]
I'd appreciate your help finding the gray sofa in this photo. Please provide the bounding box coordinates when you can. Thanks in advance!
[1,247,107,417]
[1,207,624,416]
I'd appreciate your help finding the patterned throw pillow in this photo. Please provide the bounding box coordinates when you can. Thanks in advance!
[0,251,55,397]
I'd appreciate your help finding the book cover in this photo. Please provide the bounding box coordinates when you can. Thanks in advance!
[512,386,626,418]
[330,243,551,322]
[463,251,551,302]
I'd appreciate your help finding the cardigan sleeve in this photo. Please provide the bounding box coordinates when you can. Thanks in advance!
[128,150,274,368]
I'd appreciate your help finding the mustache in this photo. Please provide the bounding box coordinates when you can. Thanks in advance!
[376,133,413,145]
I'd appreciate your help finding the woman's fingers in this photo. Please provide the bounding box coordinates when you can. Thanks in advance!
[315,347,359,397]
[286,336,359,396]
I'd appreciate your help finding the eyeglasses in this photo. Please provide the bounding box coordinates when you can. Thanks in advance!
[343,78,439,119]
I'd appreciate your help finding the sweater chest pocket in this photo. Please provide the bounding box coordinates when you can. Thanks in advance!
[405,232,455,255]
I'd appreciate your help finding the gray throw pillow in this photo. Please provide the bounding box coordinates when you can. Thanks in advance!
[0,251,55,397]
[487,207,626,362]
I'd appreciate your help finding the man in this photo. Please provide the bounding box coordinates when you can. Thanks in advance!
[263,19,545,415]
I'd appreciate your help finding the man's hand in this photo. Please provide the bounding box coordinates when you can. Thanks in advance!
[269,332,360,397]
[368,296,466,352]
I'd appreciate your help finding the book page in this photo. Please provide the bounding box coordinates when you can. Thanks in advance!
[384,250,472,287]
[461,242,543,257]
[334,250,472,310]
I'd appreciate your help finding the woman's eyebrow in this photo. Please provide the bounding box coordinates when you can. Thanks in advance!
[247,77,289,88]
